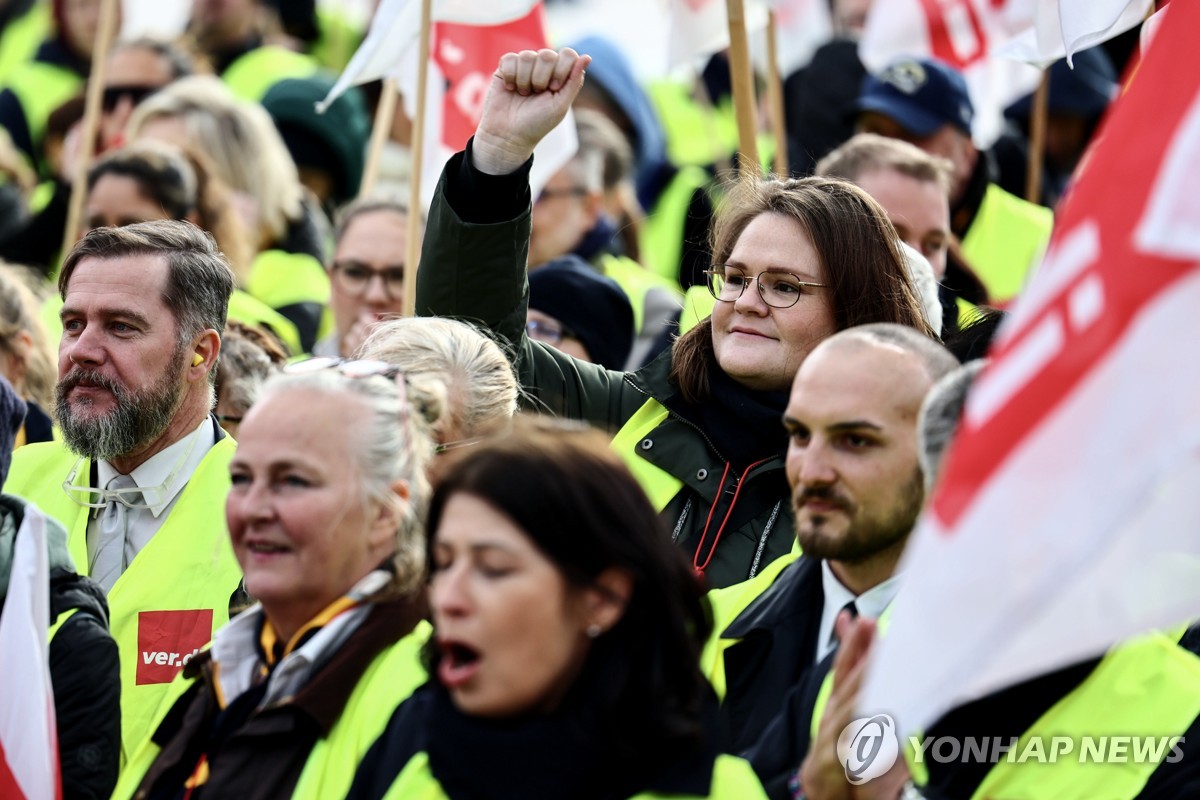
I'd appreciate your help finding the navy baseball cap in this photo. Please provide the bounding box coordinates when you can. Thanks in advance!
[857,57,974,137]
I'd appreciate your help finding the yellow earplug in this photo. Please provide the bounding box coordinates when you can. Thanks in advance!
[192,353,204,367]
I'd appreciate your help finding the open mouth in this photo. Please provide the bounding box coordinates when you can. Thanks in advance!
[437,639,482,688]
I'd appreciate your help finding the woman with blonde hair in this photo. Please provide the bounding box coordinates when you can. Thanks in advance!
[357,317,519,474]
[117,364,443,800]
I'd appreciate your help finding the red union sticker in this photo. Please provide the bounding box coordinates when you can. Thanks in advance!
[136,609,214,685]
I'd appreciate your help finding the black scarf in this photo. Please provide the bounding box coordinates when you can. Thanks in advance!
[667,362,790,470]
[424,685,717,800]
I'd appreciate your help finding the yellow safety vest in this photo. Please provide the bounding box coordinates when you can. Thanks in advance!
[310,8,364,73]
[803,628,1200,799]
[246,250,331,319]
[220,45,320,104]
[961,183,1054,306]
[113,622,433,800]
[679,285,715,335]
[609,397,683,513]
[960,632,1200,800]
[4,59,82,174]
[291,621,431,798]
[700,552,802,700]
[0,3,50,85]
[639,164,711,285]
[377,751,769,800]
[5,437,243,761]
[596,253,683,337]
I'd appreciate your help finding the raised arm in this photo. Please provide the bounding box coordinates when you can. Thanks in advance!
[416,49,644,427]
[415,48,592,339]
[474,48,591,174]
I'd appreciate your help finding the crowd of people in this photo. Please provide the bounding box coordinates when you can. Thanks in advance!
[0,1,1192,799]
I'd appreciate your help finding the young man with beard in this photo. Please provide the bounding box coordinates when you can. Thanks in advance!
[4,220,243,762]
[701,323,957,756]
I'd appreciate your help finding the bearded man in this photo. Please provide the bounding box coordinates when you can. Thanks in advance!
[4,220,244,761]
[700,323,958,754]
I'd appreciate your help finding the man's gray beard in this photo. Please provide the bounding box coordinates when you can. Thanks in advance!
[56,347,187,462]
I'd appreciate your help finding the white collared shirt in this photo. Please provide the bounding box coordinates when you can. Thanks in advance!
[815,560,902,664]
[87,417,217,576]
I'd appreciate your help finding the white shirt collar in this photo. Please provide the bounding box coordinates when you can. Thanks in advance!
[97,417,215,518]
[816,560,903,663]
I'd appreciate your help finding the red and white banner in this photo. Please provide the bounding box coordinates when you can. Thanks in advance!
[862,0,1200,736]
[0,507,60,800]
[322,0,575,211]
[859,0,1041,146]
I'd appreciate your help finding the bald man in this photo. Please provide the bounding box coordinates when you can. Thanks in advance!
[702,323,958,767]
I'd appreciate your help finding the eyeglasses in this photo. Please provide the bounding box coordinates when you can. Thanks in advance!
[62,426,202,510]
[435,437,482,456]
[285,356,411,428]
[285,356,403,381]
[704,265,827,309]
[526,319,576,346]
[331,260,405,301]
[101,85,160,112]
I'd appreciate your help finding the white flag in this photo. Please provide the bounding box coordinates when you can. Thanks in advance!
[667,0,770,69]
[0,506,59,800]
[997,0,1152,67]
[861,0,1200,736]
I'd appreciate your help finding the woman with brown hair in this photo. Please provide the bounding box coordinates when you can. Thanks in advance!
[348,418,768,799]
[416,48,936,589]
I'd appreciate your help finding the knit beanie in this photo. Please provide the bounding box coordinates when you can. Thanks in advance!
[529,256,635,371]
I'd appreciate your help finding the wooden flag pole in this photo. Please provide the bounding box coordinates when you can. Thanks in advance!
[402,0,433,318]
[724,0,760,178]
[1025,69,1049,204]
[360,78,400,198]
[61,0,120,258]
[765,9,788,177]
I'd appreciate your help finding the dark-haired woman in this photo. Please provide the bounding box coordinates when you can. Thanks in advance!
[414,48,936,588]
[347,419,767,800]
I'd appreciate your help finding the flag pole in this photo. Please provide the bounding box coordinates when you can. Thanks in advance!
[402,0,432,318]
[61,0,120,258]
[360,78,399,198]
[1025,69,1049,204]
[724,0,760,178]
[765,9,788,177]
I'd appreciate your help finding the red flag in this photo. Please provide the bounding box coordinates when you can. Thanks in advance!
[862,0,1200,734]
[0,507,61,800]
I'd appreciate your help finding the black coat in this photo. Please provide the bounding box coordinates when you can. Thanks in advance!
[717,556,825,753]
